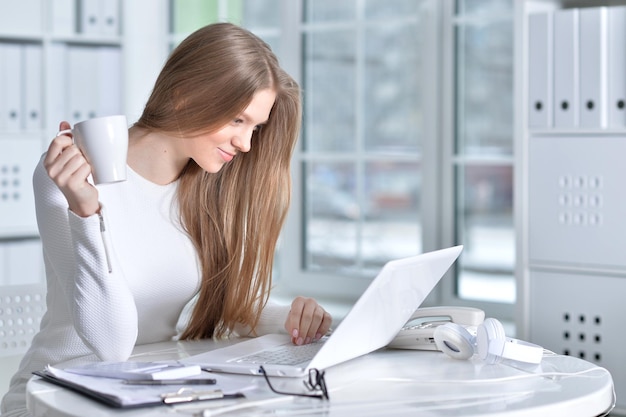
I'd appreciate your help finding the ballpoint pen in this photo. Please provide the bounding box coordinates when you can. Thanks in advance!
[160,388,245,404]
[123,378,217,385]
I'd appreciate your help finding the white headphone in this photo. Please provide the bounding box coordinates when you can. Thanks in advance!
[433,318,544,365]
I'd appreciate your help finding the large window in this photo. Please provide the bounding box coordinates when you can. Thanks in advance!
[279,0,516,321]
[301,1,428,273]
[175,0,517,319]
[278,0,441,299]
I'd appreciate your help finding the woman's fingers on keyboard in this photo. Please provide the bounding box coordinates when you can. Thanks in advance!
[287,297,332,345]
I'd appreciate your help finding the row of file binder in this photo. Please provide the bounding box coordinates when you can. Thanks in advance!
[0,43,43,133]
[0,43,123,134]
[528,6,626,129]
[48,44,123,129]
[52,0,120,36]
[0,0,120,37]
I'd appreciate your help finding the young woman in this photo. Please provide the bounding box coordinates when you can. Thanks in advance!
[2,22,332,416]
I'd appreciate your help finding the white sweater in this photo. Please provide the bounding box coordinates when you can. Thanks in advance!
[1,156,290,417]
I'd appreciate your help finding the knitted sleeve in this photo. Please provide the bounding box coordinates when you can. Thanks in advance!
[233,300,292,337]
[33,156,138,361]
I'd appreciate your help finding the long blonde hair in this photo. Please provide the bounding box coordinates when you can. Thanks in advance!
[134,23,301,339]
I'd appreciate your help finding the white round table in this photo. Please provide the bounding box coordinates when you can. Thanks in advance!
[27,339,615,417]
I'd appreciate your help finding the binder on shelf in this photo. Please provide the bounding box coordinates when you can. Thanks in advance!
[100,0,120,36]
[51,0,76,36]
[0,46,4,131]
[68,46,98,124]
[528,12,552,128]
[22,44,43,132]
[79,0,101,34]
[0,44,23,132]
[608,6,626,128]
[47,43,68,134]
[553,8,579,129]
[578,7,608,129]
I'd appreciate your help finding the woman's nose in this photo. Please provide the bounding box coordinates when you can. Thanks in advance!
[232,130,253,153]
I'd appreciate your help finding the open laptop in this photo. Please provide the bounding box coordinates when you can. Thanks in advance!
[181,245,463,377]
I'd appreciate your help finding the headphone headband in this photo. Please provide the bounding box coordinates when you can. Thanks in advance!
[435,317,543,366]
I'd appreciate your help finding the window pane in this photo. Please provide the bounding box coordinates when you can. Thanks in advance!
[364,0,423,19]
[242,0,280,27]
[240,0,280,55]
[300,1,428,284]
[456,19,513,155]
[303,30,356,152]
[453,0,515,309]
[456,0,512,16]
[303,0,356,22]
[304,160,422,274]
[362,161,422,267]
[364,23,421,153]
[305,162,358,270]
[456,165,515,303]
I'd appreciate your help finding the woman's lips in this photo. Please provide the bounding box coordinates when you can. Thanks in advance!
[218,148,234,162]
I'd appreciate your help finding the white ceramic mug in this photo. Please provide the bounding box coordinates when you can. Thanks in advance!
[58,115,129,185]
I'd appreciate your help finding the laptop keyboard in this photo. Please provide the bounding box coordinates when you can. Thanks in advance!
[234,341,324,366]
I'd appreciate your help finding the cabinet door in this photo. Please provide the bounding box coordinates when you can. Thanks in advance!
[0,44,23,132]
[0,139,40,237]
[529,135,626,268]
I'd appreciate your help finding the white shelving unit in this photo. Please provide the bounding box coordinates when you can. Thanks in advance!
[0,0,124,238]
[516,1,626,413]
[0,0,124,362]
[0,0,169,396]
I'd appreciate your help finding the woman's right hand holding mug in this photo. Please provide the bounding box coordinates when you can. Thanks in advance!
[43,121,100,217]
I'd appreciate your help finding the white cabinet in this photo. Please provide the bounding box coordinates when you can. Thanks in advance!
[0,0,168,373]
[517,1,626,414]
[0,0,169,363]
[0,0,124,239]
[0,0,124,358]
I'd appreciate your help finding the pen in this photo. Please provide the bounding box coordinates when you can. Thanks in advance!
[161,389,245,404]
[123,378,217,385]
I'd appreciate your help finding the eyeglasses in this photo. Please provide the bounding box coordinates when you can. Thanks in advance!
[259,366,329,400]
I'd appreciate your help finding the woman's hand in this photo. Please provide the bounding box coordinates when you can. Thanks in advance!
[43,121,100,217]
[284,296,332,345]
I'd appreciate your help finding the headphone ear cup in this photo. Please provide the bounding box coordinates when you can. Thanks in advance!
[476,317,506,364]
[433,322,476,360]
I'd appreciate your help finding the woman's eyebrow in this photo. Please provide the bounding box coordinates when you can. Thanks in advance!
[239,109,270,126]
[242,116,269,127]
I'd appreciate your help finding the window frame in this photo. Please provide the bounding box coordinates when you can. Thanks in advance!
[274,0,516,323]
[275,0,447,304]
[436,0,515,321]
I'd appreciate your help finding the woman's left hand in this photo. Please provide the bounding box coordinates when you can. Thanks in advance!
[285,296,332,345]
